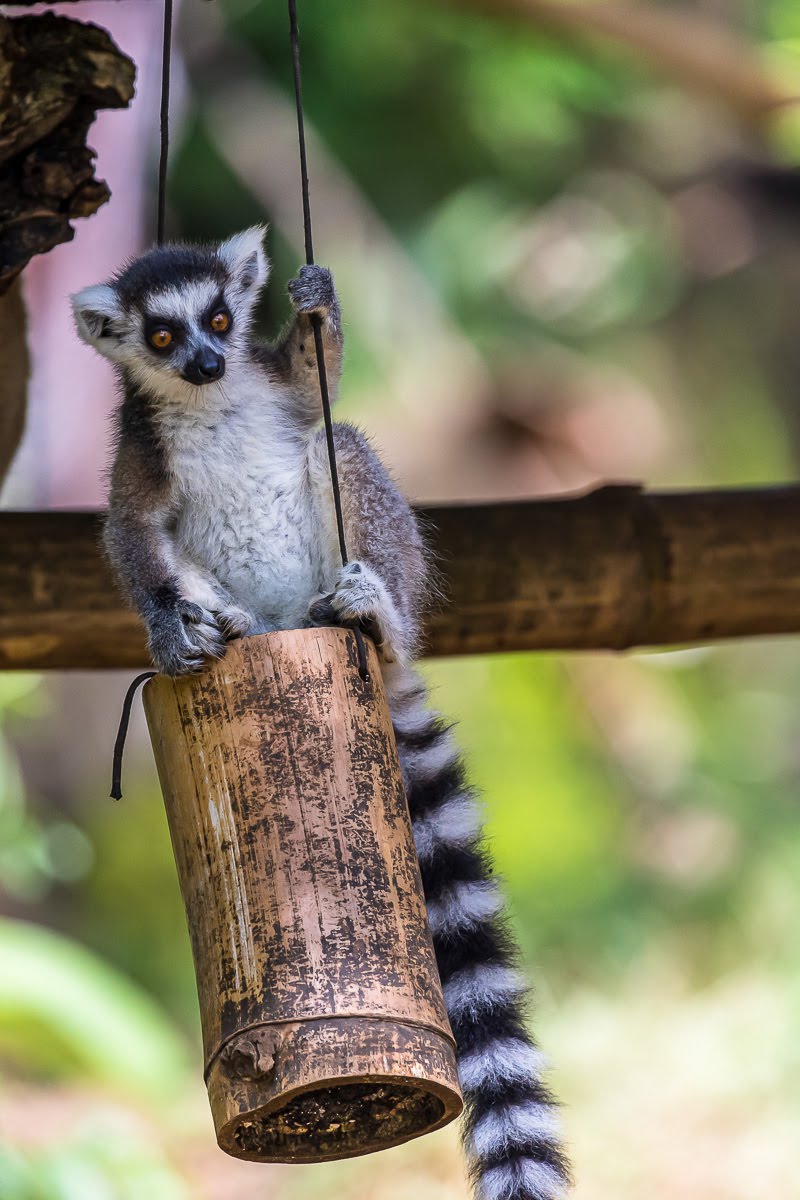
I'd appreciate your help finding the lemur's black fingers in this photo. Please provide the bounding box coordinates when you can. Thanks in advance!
[149,639,205,677]
[358,615,383,646]
[215,606,252,641]
[150,639,207,675]
[287,264,337,315]
[177,598,206,625]
[181,657,207,676]
[308,594,337,626]
[191,624,228,662]
[308,597,383,647]
[149,607,228,676]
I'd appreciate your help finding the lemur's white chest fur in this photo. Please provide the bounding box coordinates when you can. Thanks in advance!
[155,365,336,632]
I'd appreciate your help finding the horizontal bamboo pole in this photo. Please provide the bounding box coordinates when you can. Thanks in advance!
[1,485,799,669]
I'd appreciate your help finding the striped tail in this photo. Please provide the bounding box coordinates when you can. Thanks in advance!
[386,665,571,1200]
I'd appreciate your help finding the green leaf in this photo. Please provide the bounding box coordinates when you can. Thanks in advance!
[0,920,190,1103]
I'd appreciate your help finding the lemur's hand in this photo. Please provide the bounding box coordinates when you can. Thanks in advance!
[307,561,405,665]
[174,563,253,645]
[147,599,227,676]
[287,265,337,318]
[213,604,253,641]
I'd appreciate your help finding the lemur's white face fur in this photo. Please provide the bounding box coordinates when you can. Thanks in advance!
[71,226,269,398]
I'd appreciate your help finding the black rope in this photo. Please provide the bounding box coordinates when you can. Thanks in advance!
[287,0,368,681]
[287,0,348,568]
[110,672,157,800]
[157,0,174,245]
[110,0,173,802]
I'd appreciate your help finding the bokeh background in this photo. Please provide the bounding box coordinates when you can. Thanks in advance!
[3,0,800,1196]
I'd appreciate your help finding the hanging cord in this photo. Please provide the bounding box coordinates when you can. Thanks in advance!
[157,0,174,245]
[287,0,345,565]
[110,0,174,800]
[110,672,157,801]
[287,0,368,680]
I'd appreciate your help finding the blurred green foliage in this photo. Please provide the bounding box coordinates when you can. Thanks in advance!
[0,1137,187,1200]
[0,918,188,1097]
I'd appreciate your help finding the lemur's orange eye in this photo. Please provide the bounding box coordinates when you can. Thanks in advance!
[210,310,230,333]
[149,328,173,350]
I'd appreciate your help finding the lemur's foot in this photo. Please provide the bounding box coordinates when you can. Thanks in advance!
[148,599,227,676]
[214,604,253,641]
[307,561,405,664]
[287,264,337,318]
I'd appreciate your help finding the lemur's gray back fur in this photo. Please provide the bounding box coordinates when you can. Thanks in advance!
[72,227,571,1200]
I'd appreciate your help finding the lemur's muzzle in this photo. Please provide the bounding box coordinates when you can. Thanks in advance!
[183,349,225,385]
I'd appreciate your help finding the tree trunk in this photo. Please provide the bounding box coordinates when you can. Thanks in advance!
[0,12,134,292]
[0,279,28,490]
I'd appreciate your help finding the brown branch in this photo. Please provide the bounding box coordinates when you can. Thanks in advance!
[0,13,135,293]
[1,486,799,669]
[0,279,28,489]
[438,0,798,131]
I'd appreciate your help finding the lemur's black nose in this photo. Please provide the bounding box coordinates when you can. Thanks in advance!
[184,351,225,384]
[198,354,224,380]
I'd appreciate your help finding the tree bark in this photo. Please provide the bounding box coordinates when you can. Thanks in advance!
[1,485,799,668]
[144,627,461,1162]
[0,12,134,293]
[0,279,28,490]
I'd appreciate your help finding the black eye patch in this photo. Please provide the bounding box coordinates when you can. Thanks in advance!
[203,294,233,333]
[143,315,186,346]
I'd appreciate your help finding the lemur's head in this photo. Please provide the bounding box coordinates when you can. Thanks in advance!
[71,226,269,394]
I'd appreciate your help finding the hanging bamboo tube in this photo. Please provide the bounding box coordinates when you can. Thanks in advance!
[142,626,462,1163]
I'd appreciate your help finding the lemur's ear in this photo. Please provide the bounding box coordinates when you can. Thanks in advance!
[71,284,124,358]
[218,225,270,293]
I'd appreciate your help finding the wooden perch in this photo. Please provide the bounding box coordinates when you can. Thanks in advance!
[0,12,134,293]
[1,485,799,669]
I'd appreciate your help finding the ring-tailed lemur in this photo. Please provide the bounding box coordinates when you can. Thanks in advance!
[72,227,571,1200]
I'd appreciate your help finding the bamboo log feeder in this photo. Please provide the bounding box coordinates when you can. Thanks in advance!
[143,626,462,1163]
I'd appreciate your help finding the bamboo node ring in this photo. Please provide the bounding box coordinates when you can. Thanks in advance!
[221,1030,277,1082]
